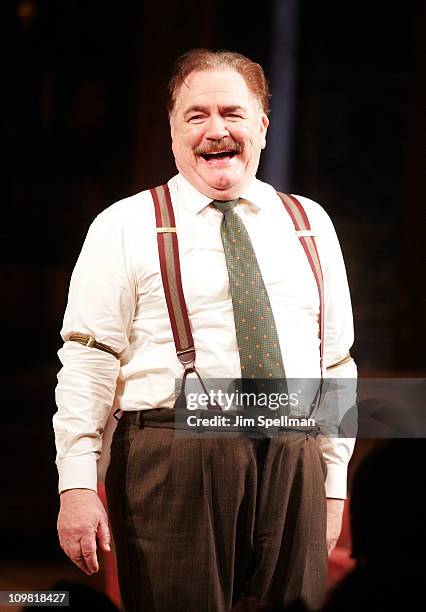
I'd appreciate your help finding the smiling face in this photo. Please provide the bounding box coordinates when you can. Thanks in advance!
[170,69,269,200]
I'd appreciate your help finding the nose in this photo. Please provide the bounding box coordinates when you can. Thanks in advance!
[205,114,229,141]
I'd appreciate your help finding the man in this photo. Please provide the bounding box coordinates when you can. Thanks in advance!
[54,49,356,611]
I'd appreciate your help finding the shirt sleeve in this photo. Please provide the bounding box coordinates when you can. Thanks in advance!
[318,357,357,499]
[53,209,136,493]
[309,202,357,499]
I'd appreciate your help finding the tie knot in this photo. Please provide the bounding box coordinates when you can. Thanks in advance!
[211,199,239,214]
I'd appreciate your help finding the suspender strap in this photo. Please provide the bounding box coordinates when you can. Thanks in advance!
[150,185,325,376]
[277,192,325,373]
[150,184,196,371]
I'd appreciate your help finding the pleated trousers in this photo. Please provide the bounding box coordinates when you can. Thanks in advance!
[105,408,328,612]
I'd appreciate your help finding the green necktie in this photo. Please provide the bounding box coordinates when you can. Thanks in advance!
[211,199,286,381]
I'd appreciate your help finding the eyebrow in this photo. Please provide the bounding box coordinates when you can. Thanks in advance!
[183,104,246,118]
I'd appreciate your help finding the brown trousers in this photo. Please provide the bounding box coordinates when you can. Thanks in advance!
[105,409,327,612]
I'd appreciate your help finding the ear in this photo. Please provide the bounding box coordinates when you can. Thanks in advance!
[260,113,269,149]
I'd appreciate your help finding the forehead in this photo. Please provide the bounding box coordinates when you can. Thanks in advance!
[173,69,257,114]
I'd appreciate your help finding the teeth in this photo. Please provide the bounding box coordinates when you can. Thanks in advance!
[203,151,234,158]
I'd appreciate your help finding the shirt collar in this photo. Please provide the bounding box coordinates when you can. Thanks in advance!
[174,172,266,215]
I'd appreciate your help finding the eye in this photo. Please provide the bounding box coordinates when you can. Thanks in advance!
[188,114,206,123]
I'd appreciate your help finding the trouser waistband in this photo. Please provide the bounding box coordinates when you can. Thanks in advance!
[120,407,178,429]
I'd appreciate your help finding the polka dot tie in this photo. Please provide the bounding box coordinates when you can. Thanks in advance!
[211,199,286,380]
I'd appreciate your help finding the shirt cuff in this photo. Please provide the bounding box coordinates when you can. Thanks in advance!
[324,462,348,499]
[57,454,98,494]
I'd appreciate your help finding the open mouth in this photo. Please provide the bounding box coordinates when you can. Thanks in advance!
[200,150,238,161]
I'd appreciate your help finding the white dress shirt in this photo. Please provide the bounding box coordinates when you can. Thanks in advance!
[54,173,356,497]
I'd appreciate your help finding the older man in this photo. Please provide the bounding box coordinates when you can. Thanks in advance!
[54,49,356,611]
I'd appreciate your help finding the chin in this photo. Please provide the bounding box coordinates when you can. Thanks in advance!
[209,187,242,201]
[205,173,241,192]
[212,178,249,198]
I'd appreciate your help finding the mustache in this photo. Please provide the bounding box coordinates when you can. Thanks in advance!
[194,139,243,156]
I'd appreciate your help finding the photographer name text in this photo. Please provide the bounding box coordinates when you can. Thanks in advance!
[186,414,316,429]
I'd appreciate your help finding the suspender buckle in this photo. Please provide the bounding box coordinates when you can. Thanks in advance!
[177,347,196,371]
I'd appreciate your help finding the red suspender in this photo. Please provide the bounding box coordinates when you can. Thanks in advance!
[149,184,196,371]
[276,192,325,373]
[150,185,324,375]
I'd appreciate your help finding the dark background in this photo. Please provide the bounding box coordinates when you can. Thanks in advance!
[1,0,424,561]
